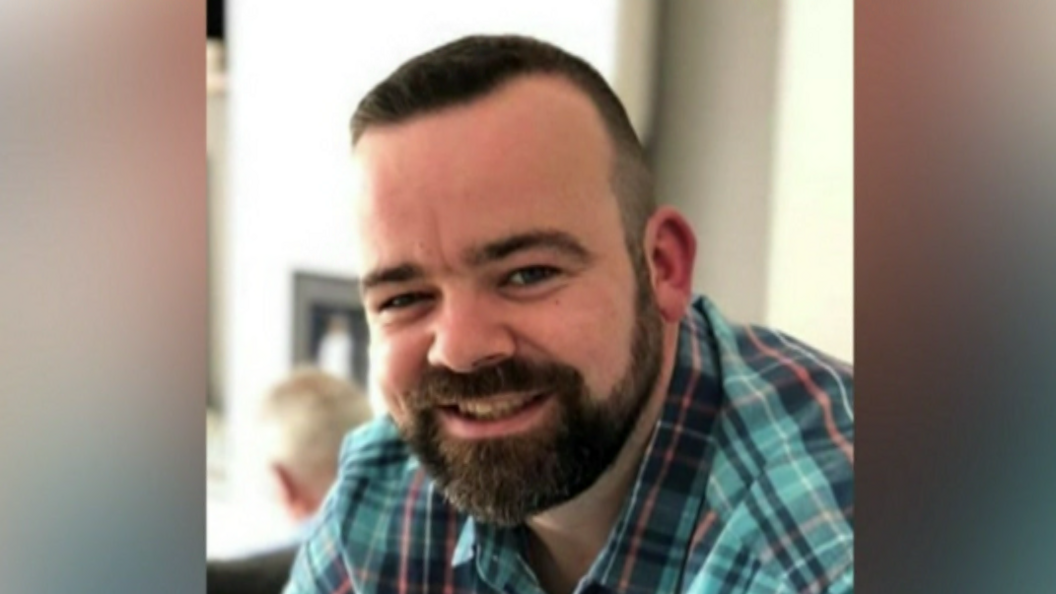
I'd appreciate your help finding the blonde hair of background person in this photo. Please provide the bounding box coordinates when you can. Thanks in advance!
[258,368,374,522]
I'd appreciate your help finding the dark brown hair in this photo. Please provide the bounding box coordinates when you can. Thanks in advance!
[350,34,655,250]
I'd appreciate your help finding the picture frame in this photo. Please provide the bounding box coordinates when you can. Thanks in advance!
[291,271,371,391]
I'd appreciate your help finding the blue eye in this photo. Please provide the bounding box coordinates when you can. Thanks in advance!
[379,293,427,311]
[505,266,559,287]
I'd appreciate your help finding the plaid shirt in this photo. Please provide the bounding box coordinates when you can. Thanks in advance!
[285,295,854,593]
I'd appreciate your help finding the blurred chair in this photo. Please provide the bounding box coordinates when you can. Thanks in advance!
[207,547,297,594]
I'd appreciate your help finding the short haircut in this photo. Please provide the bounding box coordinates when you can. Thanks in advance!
[350,34,655,251]
[259,368,374,488]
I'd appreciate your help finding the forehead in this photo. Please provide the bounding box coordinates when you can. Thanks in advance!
[350,75,622,268]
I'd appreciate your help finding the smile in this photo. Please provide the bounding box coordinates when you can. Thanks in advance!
[436,392,554,439]
[450,392,543,419]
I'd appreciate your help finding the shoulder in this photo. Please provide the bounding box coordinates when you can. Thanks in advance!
[336,415,419,486]
[690,297,854,589]
[691,296,853,461]
[328,416,426,538]
[693,296,852,401]
[284,417,429,593]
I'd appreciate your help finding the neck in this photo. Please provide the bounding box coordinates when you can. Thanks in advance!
[524,328,677,594]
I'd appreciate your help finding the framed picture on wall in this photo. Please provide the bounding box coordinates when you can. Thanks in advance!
[291,272,370,391]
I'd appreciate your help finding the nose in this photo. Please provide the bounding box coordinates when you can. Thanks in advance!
[427,291,515,373]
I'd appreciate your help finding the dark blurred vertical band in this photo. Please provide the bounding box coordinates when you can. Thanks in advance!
[858,1,1056,592]
[208,0,224,41]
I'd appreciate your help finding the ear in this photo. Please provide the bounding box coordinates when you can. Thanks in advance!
[272,463,326,522]
[270,463,298,511]
[642,207,697,323]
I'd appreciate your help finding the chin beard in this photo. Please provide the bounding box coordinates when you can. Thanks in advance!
[397,289,665,526]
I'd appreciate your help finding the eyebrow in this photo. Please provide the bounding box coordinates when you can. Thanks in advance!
[465,230,593,267]
[361,263,425,293]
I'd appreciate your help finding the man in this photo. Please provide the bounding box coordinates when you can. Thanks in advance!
[286,35,853,594]
[209,369,373,594]
[260,368,375,527]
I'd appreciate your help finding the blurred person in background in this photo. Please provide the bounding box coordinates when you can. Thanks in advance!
[258,368,374,527]
[286,35,853,594]
[209,368,373,594]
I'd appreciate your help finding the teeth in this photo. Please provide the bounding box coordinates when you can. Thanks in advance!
[456,394,536,420]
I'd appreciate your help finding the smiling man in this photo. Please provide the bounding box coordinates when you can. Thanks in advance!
[284,35,853,594]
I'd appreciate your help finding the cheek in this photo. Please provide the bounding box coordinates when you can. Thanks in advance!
[369,330,429,421]
[579,314,636,393]
[525,288,636,393]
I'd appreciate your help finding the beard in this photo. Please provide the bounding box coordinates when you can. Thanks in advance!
[393,262,666,526]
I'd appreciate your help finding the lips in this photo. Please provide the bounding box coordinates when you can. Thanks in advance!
[432,392,555,439]
[446,392,544,420]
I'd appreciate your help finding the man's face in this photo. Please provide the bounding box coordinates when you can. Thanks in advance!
[353,76,663,525]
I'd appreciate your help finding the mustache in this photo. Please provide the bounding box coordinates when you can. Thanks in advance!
[407,357,582,408]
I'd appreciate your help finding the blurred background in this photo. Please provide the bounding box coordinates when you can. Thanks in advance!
[205,0,851,560]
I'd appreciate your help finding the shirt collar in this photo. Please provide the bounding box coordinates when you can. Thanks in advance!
[453,515,533,592]
[451,518,476,567]
[589,297,723,592]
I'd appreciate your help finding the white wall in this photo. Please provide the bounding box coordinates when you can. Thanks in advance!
[766,1,853,361]
[221,0,658,512]
[651,1,782,326]
[652,1,853,361]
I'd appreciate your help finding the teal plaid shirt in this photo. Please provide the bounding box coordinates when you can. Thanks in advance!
[285,296,854,593]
